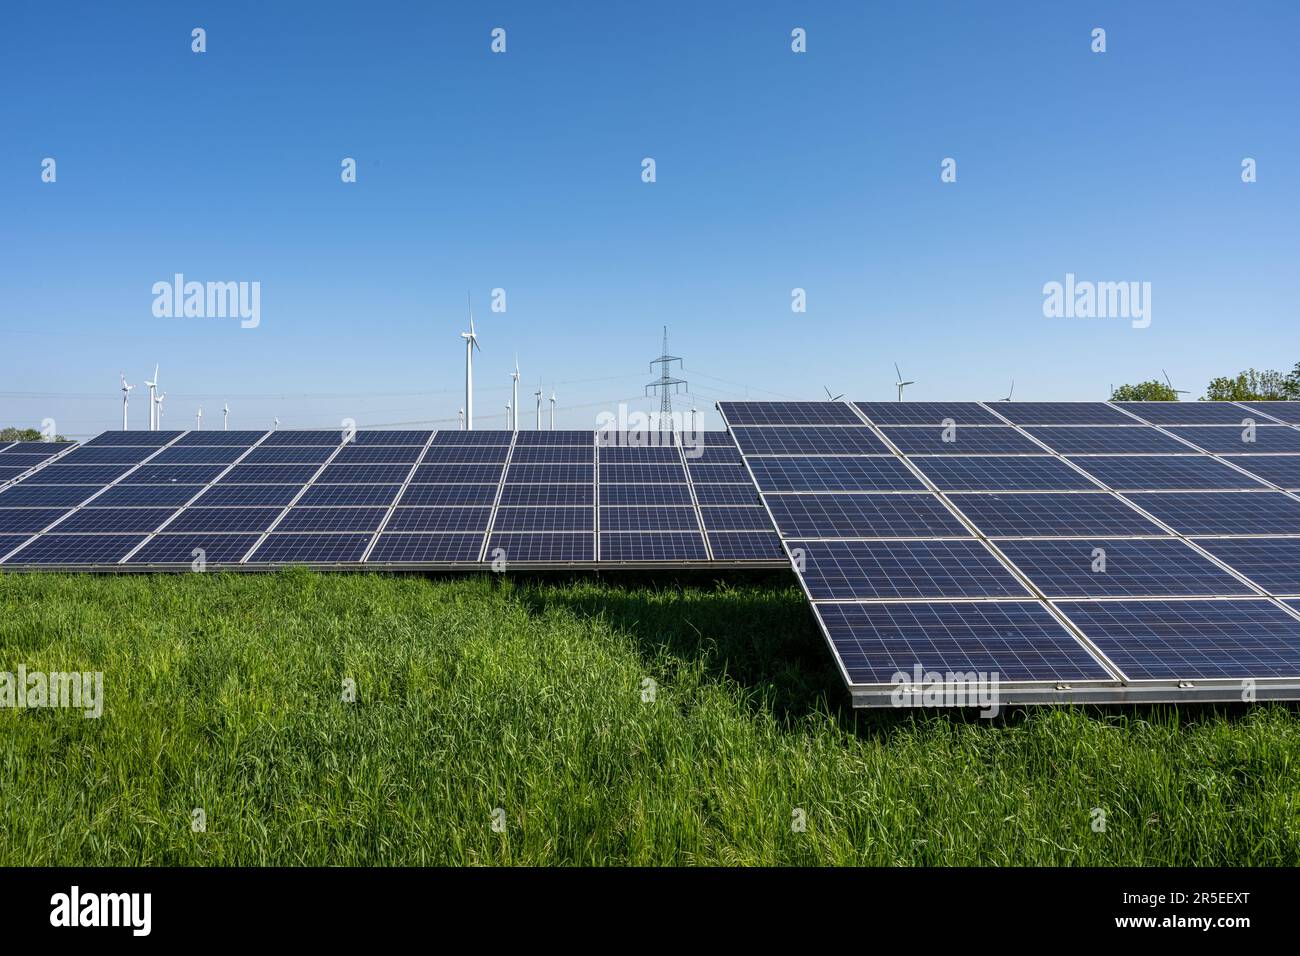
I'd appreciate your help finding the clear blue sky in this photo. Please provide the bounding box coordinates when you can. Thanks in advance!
[3,1,1297,437]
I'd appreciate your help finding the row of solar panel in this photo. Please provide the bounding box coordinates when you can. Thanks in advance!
[78,429,739,447]
[51,443,746,465]
[722,400,1300,426]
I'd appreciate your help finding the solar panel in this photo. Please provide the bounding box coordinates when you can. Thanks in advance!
[599,463,685,483]
[717,401,865,425]
[1023,427,1193,455]
[705,531,785,560]
[174,430,267,446]
[276,507,391,532]
[415,463,506,484]
[599,532,708,561]
[2,534,147,566]
[745,456,924,492]
[506,463,592,484]
[0,534,37,558]
[246,533,372,564]
[909,456,1099,491]
[0,454,62,469]
[599,506,700,531]
[1056,599,1300,680]
[151,446,249,465]
[1164,426,1300,454]
[686,484,761,506]
[510,445,594,464]
[92,484,208,506]
[28,464,134,484]
[168,507,284,533]
[215,464,318,484]
[486,533,594,562]
[242,446,337,464]
[296,483,401,506]
[996,538,1255,598]
[1221,456,1300,490]
[794,539,1029,600]
[1126,491,1300,536]
[515,430,592,445]
[428,430,512,445]
[0,468,28,483]
[53,507,177,533]
[698,506,775,531]
[1065,455,1268,490]
[950,492,1164,537]
[596,445,675,463]
[0,508,74,533]
[498,484,594,506]
[56,447,156,465]
[419,444,510,463]
[84,432,180,446]
[368,533,484,563]
[992,403,1134,425]
[1191,538,1300,595]
[1,441,76,455]
[0,485,100,507]
[332,445,423,464]
[492,507,593,532]
[259,430,343,446]
[384,507,493,532]
[128,533,263,565]
[880,426,1044,455]
[350,430,434,445]
[316,464,413,484]
[814,602,1113,685]
[397,484,499,506]
[1238,402,1300,424]
[1116,402,1260,425]
[765,493,970,538]
[853,402,1003,426]
[685,446,742,464]
[685,463,750,483]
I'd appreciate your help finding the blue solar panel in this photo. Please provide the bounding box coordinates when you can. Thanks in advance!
[420,445,511,464]
[1164,426,1300,454]
[765,493,969,538]
[909,456,1099,491]
[1186,539,1300,595]
[55,446,155,465]
[599,532,708,561]
[1057,599,1300,680]
[259,430,342,446]
[296,483,401,506]
[728,426,889,455]
[397,484,499,506]
[1,534,147,566]
[1,442,76,456]
[351,430,434,445]
[367,533,484,562]
[167,507,283,533]
[950,492,1164,537]
[506,463,592,484]
[599,463,685,483]
[0,534,35,558]
[492,507,594,532]
[414,463,506,483]
[1023,427,1193,455]
[0,454,54,468]
[151,446,248,465]
[815,602,1112,685]
[996,538,1255,598]
[486,533,594,562]
[128,533,262,565]
[515,430,592,445]
[511,445,595,464]
[276,507,390,532]
[91,484,207,506]
[746,456,924,492]
[1239,402,1300,424]
[686,463,750,483]
[246,533,372,564]
[188,486,301,509]
[853,402,1004,426]
[1116,402,1260,425]
[428,430,512,445]
[706,531,785,560]
[498,484,594,506]
[84,432,180,446]
[28,464,134,484]
[599,445,678,464]
[698,506,774,531]
[1222,456,1300,489]
[1127,491,1300,535]
[317,464,413,483]
[242,445,336,464]
[332,445,423,464]
[216,464,318,484]
[719,402,865,425]
[385,507,493,532]
[54,507,177,533]
[993,403,1134,425]
[793,539,1029,600]
[174,430,266,446]
[881,426,1044,455]
[0,467,27,482]
[0,508,73,533]
[124,464,228,484]
[1066,455,1268,490]
[0,485,100,507]
[636,482,728,505]
[599,506,699,531]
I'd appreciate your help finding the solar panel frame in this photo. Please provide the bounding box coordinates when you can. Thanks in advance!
[599,532,709,561]
[485,532,594,563]
[793,539,1031,600]
[765,492,972,538]
[127,533,263,566]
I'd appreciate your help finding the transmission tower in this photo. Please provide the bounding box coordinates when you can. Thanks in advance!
[646,325,687,430]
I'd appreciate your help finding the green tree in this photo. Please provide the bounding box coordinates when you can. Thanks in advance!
[0,427,69,442]
[1203,369,1288,402]
[1111,381,1178,401]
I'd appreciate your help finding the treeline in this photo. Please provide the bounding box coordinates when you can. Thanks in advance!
[1113,364,1300,402]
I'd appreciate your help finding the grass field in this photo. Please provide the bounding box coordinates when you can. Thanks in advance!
[2,569,1298,866]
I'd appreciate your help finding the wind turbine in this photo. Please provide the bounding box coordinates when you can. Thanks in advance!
[154,391,166,428]
[119,373,135,431]
[144,365,160,430]
[511,357,521,432]
[458,408,465,430]
[196,406,203,431]
[691,406,700,432]
[823,386,844,401]
[273,416,279,431]
[460,294,480,429]
[1163,369,1189,398]
[1000,380,1015,402]
[894,363,915,402]
[505,402,512,428]
[549,389,556,430]
[534,384,543,430]
[223,403,229,430]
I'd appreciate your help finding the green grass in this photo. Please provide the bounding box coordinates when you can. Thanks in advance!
[2,569,1298,865]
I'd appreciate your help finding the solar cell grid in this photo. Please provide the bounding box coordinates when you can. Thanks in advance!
[2,534,147,566]
[414,463,506,484]
[296,483,401,506]
[216,464,318,484]
[55,447,155,465]
[1127,491,1300,536]
[598,446,678,463]
[428,430,512,445]
[996,538,1255,598]
[505,463,592,484]
[599,532,708,561]
[1176,538,1300,596]
[599,463,685,483]
[486,533,594,562]
[385,507,493,533]
[420,444,511,464]
[1165,426,1300,454]
[242,446,337,465]
[705,531,785,560]
[729,427,889,456]
[1065,455,1268,491]
[765,492,970,538]
[1222,456,1300,489]
[29,464,135,484]
[317,463,413,484]
[123,464,230,486]
[128,533,263,565]
[1023,427,1194,455]
[794,539,1029,600]
[909,456,1099,491]
[276,507,390,533]
[367,533,484,563]
[881,426,1044,455]
[853,402,1003,426]
[167,507,283,533]
[1,441,77,455]
[686,463,751,483]
[498,484,594,506]
[54,507,177,534]
[492,507,594,532]
[950,492,1164,537]
[398,484,498,506]
[746,456,925,492]
[0,508,75,533]
[350,430,433,445]
[1116,402,1263,425]
[246,533,372,564]
[174,430,267,446]
[655,483,740,505]
[698,506,775,531]
[517,430,592,445]
[332,445,423,464]
[90,484,205,507]
[992,403,1133,425]
[151,446,248,465]
[510,445,594,464]
[599,506,700,531]
[0,485,100,507]
[259,430,343,446]
[84,432,180,447]
[1239,402,1300,424]
[192,484,304,507]
[718,401,865,425]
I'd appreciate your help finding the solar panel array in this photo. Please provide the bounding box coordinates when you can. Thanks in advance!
[718,400,1300,706]
[0,429,782,569]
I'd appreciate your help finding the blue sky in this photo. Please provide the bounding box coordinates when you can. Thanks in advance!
[3,1,1297,437]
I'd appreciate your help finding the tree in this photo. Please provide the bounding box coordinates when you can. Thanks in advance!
[1203,369,1288,402]
[1111,381,1177,401]
[1285,362,1300,400]
[0,426,69,442]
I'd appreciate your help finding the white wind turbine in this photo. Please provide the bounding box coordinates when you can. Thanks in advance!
[223,403,229,430]
[196,405,203,430]
[534,384,543,430]
[549,389,556,430]
[511,357,521,432]
[1163,369,1189,399]
[823,386,844,401]
[144,365,160,430]
[119,373,135,430]
[154,390,166,428]
[894,363,915,402]
[505,402,512,427]
[460,294,481,429]
[999,380,1015,402]
[458,408,465,430]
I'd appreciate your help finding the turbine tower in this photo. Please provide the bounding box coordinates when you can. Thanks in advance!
[646,326,686,432]
[196,406,203,431]
[458,408,465,430]
[505,402,512,428]
[154,391,166,428]
[511,357,521,432]
[534,384,543,430]
[223,403,229,430]
[119,373,135,431]
[144,365,160,430]
[894,363,915,402]
[460,294,481,429]
[549,389,556,430]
